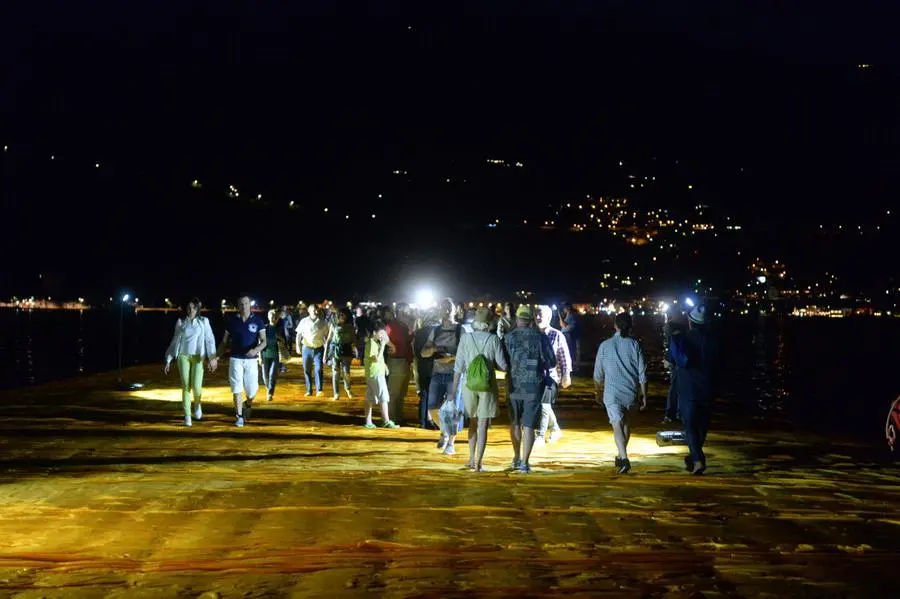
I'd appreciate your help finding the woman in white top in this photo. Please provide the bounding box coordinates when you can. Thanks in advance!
[165,298,218,426]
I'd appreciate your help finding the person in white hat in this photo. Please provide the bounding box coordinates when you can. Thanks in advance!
[668,303,718,475]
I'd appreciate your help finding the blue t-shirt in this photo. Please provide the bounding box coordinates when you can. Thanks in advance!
[226,313,267,359]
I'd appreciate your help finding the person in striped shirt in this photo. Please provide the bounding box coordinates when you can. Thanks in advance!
[535,305,572,444]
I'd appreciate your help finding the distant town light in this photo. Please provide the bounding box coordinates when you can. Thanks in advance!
[95,163,100,168]
[371,214,376,219]
[122,294,130,302]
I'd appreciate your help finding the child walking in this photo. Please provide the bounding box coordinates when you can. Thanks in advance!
[364,319,400,429]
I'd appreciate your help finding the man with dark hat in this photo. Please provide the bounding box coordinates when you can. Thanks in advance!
[668,303,718,475]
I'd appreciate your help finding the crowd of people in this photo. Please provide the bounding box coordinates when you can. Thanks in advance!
[163,294,717,475]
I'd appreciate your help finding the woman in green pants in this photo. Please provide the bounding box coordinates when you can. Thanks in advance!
[165,298,218,426]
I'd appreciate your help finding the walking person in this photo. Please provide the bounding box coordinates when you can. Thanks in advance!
[496,302,517,340]
[535,305,572,445]
[363,319,399,429]
[593,313,648,474]
[296,303,328,397]
[662,319,684,423]
[668,303,718,475]
[421,298,464,454]
[217,293,267,427]
[385,306,414,425]
[260,309,284,402]
[324,307,357,400]
[354,305,372,364]
[278,306,294,374]
[560,303,581,374]
[450,307,508,471]
[164,297,218,426]
[414,311,438,429]
[503,305,556,473]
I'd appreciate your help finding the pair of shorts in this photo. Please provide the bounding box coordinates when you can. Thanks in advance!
[604,401,635,425]
[365,375,390,405]
[229,357,259,397]
[508,398,541,429]
[462,388,497,419]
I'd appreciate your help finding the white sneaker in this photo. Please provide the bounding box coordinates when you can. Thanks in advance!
[194,405,202,420]
[533,436,546,449]
[548,430,563,444]
[443,444,456,456]
[235,416,244,428]
[184,415,192,427]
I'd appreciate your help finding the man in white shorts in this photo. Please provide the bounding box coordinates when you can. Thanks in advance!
[217,293,267,427]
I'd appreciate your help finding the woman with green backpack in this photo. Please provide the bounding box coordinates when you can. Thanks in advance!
[450,307,508,471]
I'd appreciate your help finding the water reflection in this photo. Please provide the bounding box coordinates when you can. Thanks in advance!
[750,315,790,413]
[25,310,35,385]
[76,309,85,374]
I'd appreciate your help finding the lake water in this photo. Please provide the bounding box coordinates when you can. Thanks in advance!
[1,309,897,442]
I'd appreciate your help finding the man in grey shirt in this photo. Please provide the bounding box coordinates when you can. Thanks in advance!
[594,313,648,474]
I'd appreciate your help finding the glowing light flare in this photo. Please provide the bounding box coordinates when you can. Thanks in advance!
[414,289,436,309]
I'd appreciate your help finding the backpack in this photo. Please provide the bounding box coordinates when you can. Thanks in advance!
[465,334,494,392]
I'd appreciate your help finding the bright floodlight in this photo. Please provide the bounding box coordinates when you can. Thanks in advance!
[122,294,130,302]
[685,297,695,307]
[757,275,767,284]
[660,302,670,313]
[250,300,257,307]
[552,304,558,311]
[415,289,436,309]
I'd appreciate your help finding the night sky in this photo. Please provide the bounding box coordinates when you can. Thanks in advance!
[2,2,898,301]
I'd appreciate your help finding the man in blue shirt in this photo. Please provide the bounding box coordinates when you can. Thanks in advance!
[217,293,267,427]
[668,304,718,475]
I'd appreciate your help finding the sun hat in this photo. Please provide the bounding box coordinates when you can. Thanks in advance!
[516,304,534,320]
[688,304,708,324]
